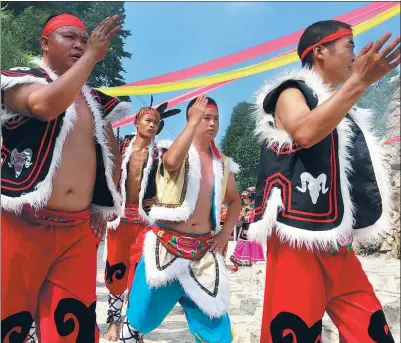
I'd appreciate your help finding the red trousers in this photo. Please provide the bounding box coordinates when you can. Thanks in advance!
[261,233,394,343]
[104,212,148,296]
[1,207,101,343]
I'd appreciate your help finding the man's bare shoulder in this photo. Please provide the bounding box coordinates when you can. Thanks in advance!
[277,87,307,105]
[276,87,309,118]
[2,67,50,118]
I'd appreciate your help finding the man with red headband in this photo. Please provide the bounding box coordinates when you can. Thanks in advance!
[248,20,399,342]
[118,94,241,343]
[1,13,131,343]
[102,103,180,342]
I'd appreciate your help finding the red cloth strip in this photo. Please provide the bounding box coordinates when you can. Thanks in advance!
[210,140,221,159]
[43,14,86,36]
[382,136,400,145]
[300,29,353,61]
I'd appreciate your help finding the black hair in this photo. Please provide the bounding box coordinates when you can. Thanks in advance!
[298,20,352,68]
[185,96,218,120]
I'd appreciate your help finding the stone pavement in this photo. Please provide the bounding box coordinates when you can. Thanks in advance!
[96,240,400,343]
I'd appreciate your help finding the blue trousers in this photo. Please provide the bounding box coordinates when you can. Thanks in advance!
[126,258,233,343]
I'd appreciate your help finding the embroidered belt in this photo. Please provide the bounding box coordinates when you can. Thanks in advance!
[21,205,90,226]
[152,224,212,261]
[122,204,144,224]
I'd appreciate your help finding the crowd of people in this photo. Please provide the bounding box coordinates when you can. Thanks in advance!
[1,11,399,343]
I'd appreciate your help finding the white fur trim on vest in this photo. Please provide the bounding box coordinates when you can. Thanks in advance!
[143,231,230,319]
[348,107,392,246]
[1,59,123,218]
[212,151,224,234]
[250,68,392,251]
[248,187,283,243]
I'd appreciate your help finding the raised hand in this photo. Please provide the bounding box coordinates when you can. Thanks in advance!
[85,15,121,63]
[353,33,400,87]
[187,94,208,126]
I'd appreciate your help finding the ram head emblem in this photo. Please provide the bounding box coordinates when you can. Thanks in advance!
[296,172,329,204]
[8,148,33,178]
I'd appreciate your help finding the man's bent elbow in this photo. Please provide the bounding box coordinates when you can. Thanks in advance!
[162,157,180,172]
[292,131,315,149]
[163,150,186,172]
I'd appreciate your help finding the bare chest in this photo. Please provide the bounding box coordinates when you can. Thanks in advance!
[68,93,95,139]
[127,150,149,181]
[197,154,214,205]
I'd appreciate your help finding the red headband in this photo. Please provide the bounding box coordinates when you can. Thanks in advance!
[300,29,353,61]
[43,14,86,37]
[135,109,160,124]
[206,104,218,110]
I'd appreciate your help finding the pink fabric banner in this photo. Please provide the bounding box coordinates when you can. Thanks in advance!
[112,81,230,128]
[122,2,397,87]
[112,2,399,129]
[382,136,400,145]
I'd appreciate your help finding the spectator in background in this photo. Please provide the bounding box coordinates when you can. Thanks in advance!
[229,188,265,272]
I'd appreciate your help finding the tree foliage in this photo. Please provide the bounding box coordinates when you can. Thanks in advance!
[1,1,131,100]
[221,102,261,192]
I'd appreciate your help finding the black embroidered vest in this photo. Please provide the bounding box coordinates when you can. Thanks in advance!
[1,67,129,216]
[250,70,391,249]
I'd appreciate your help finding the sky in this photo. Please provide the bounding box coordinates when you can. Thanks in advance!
[117,1,400,145]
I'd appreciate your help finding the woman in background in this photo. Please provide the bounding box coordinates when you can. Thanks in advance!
[229,187,265,272]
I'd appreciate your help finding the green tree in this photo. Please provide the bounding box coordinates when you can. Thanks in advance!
[1,1,131,100]
[0,8,48,69]
[221,102,261,192]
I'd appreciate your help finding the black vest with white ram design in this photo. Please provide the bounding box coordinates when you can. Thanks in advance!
[248,68,392,251]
